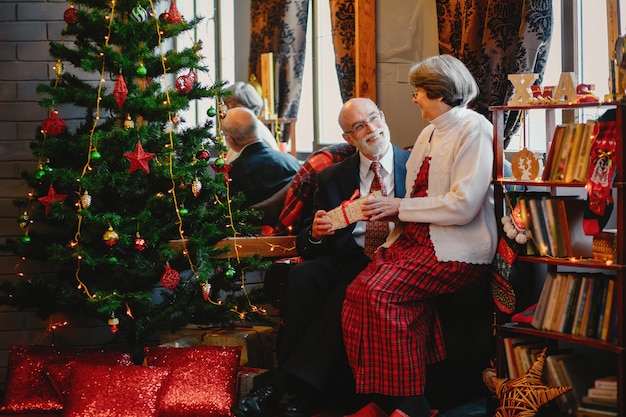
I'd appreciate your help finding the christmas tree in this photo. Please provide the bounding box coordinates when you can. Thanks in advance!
[0,0,269,361]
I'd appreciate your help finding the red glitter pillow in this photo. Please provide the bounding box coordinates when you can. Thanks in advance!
[44,351,134,402]
[62,362,170,417]
[144,345,241,417]
[0,345,132,413]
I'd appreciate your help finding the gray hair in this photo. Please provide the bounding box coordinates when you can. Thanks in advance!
[408,54,478,107]
[223,82,264,116]
[222,107,260,145]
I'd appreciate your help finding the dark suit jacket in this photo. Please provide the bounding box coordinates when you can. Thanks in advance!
[228,141,300,208]
[296,144,410,260]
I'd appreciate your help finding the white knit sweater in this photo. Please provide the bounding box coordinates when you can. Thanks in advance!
[383,106,497,264]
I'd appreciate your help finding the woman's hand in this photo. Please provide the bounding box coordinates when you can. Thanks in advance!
[361,197,401,222]
[311,210,335,240]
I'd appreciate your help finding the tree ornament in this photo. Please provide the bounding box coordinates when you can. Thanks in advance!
[90,149,101,160]
[134,232,146,251]
[196,148,210,160]
[21,235,31,244]
[136,62,147,77]
[102,226,119,246]
[218,103,228,118]
[123,113,135,129]
[130,5,148,22]
[187,69,197,83]
[191,178,202,197]
[63,5,78,25]
[511,148,541,180]
[124,141,156,174]
[206,107,217,117]
[18,212,31,230]
[200,282,211,301]
[211,160,232,182]
[175,73,193,93]
[160,264,180,290]
[80,191,92,209]
[114,73,128,110]
[34,165,46,180]
[37,184,68,216]
[225,267,236,278]
[54,59,64,77]
[158,11,169,22]
[179,206,188,216]
[107,256,118,264]
[41,110,67,137]
[108,313,119,334]
[167,0,182,24]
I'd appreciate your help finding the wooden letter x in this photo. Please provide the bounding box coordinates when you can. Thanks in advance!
[507,73,538,106]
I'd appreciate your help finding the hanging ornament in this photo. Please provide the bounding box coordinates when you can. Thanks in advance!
[196,148,210,160]
[179,206,188,216]
[211,160,231,182]
[175,73,193,93]
[136,62,147,77]
[90,149,101,160]
[124,141,156,174]
[80,191,92,209]
[511,148,541,180]
[34,163,47,180]
[54,59,64,77]
[191,178,202,197]
[158,11,170,22]
[171,113,180,124]
[41,110,67,137]
[21,235,31,244]
[18,212,31,230]
[130,4,148,22]
[187,69,197,83]
[123,113,135,129]
[63,5,78,25]
[37,184,68,216]
[114,73,128,110]
[108,313,119,334]
[200,282,211,301]
[218,102,228,118]
[102,225,119,246]
[206,107,217,117]
[160,264,180,290]
[225,267,236,278]
[167,0,182,24]
[134,232,146,251]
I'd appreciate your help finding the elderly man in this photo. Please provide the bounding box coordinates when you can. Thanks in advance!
[221,107,300,209]
[232,98,410,417]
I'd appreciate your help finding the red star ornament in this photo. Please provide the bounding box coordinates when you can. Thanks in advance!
[38,185,68,216]
[124,141,156,173]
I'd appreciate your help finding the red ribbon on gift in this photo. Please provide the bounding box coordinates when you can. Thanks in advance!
[339,189,361,224]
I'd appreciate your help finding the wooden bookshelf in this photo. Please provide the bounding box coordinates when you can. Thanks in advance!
[491,100,625,417]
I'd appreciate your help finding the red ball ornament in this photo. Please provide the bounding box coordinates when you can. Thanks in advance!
[159,11,170,22]
[196,148,210,160]
[160,264,180,290]
[175,74,193,93]
[41,110,67,137]
[64,6,78,25]
[134,232,146,251]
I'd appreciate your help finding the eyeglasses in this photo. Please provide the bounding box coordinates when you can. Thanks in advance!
[344,111,383,135]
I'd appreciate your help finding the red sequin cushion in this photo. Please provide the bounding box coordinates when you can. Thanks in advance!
[62,362,170,417]
[144,345,241,417]
[0,345,132,413]
[44,351,134,402]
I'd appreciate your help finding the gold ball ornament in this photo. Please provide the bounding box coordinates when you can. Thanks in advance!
[80,191,91,209]
[102,226,119,246]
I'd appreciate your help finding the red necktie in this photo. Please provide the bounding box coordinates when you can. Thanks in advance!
[364,161,389,259]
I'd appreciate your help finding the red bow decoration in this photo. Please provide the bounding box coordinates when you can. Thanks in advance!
[339,189,361,225]
[210,162,232,182]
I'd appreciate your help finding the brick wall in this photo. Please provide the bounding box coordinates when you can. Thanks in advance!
[0,0,125,390]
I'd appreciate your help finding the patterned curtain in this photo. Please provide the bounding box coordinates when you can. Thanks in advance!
[249,0,309,120]
[437,0,553,146]
[330,0,356,103]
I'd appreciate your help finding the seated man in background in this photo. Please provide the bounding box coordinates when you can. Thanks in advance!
[224,81,279,162]
[232,98,411,417]
[273,143,356,235]
[221,107,300,208]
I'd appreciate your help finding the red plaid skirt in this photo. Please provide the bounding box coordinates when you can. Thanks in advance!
[342,157,489,396]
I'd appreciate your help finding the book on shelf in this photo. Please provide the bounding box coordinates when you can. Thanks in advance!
[571,120,597,182]
[551,123,578,181]
[560,274,583,334]
[545,352,577,414]
[586,387,617,399]
[503,337,537,379]
[586,278,609,339]
[564,123,586,182]
[600,279,616,341]
[557,352,597,411]
[578,276,599,337]
[531,271,556,330]
[571,276,592,336]
[593,376,617,390]
[576,406,618,417]
[527,197,551,256]
[544,273,568,331]
[582,395,617,409]
[542,124,567,181]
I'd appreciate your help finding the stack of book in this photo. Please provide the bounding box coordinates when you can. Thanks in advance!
[530,272,617,342]
[578,376,618,416]
[542,120,596,183]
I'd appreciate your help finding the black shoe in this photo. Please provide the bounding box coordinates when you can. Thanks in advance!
[279,396,321,417]
[232,384,282,417]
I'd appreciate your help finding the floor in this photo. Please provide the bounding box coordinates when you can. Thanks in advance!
[312,397,490,417]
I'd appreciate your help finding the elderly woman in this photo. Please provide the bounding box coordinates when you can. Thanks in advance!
[342,55,497,417]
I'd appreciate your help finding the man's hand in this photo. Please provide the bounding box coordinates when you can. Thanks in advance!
[361,197,401,222]
[311,210,335,240]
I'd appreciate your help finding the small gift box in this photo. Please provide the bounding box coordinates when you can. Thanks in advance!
[325,190,382,231]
